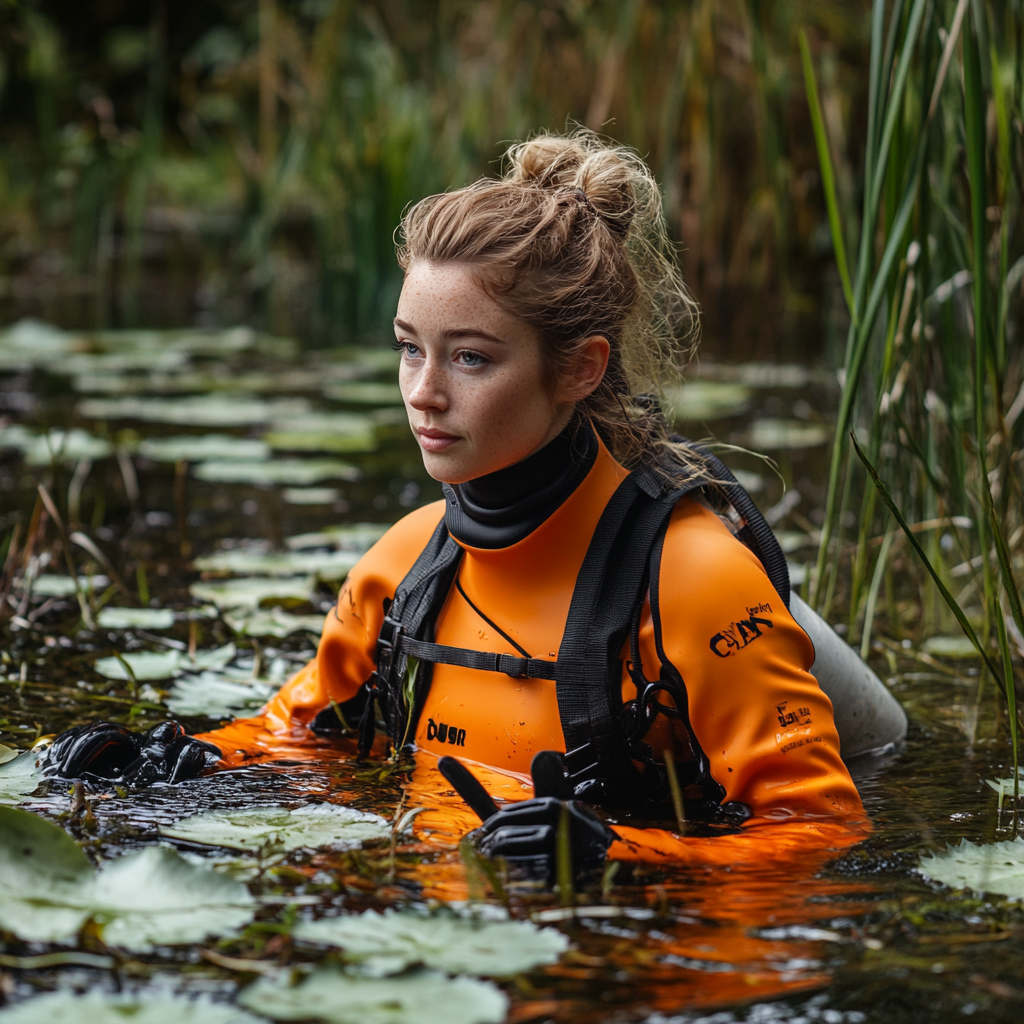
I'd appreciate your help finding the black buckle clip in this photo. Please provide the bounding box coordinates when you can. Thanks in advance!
[375,614,404,680]
[496,653,528,678]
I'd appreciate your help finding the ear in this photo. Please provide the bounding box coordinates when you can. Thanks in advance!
[556,335,610,403]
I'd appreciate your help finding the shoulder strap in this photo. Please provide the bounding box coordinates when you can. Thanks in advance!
[369,516,463,755]
[555,468,700,804]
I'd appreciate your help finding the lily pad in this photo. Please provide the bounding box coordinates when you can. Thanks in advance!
[744,419,830,450]
[0,806,255,947]
[95,643,236,681]
[662,381,753,421]
[0,319,84,368]
[193,459,360,486]
[160,803,391,853]
[96,607,176,629]
[920,635,979,659]
[79,395,309,427]
[23,429,114,466]
[286,523,389,551]
[0,750,45,804]
[919,837,1024,899]
[239,965,507,1024]
[265,412,377,453]
[190,577,315,610]
[194,548,360,579]
[325,381,404,405]
[224,608,326,638]
[282,487,342,505]
[698,361,814,388]
[18,573,109,597]
[0,991,264,1024]
[166,667,284,717]
[139,435,271,463]
[294,909,569,977]
[985,772,1024,808]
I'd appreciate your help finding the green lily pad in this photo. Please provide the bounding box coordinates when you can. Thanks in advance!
[985,772,1024,808]
[190,577,315,610]
[0,806,255,948]
[160,803,391,853]
[744,419,830,450]
[23,429,115,465]
[282,487,342,505]
[194,548,360,579]
[0,750,45,804]
[265,412,377,453]
[919,837,1024,899]
[139,435,271,463]
[239,965,507,1024]
[920,635,979,659]
[325,381,404,406]
[95,643,236,681]
[193,459,360,486]
[698,361,814,388]
[662,381,753,421]
[0,991,264,1024]
[78,395,309,427]
[294,909,568,977]
[18,573,109,597]
[0,319,84,368]
[166,667,285,717]
[224,608,326,638]
[286,523,389,551]
[96,607,176,629]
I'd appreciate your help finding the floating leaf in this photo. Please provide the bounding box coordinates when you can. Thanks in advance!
[697,361,814,388]
[286,523,389,551]
[96,607,176,629]
[160,803,390,853]
[0,751,45,804]
[919,837,1024,899]
[662,381,753,421]
[239,965,507,1024]
[193,459,360,486]
[0,807,256,948]
[295,909,568,977]
[23,429,114,465]
[0,990,264,1024]
[18,573,109,597]
[195,548,359,579]
[79,395,309,427]
[744,419,830,450]
[0,319,84,368]
[95,643,236,681]
[265,412,377,453]
[224,608,325,638]
[325,381,403,405]
[139,435,271,463]
[190,577,315,610]
[984,772,1023,808]
[282,487,342,505]
[166,666,285,717]
[921,636,980,659]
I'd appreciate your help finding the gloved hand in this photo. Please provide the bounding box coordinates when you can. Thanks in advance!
[43,720,221,787]
[438,750,616,882]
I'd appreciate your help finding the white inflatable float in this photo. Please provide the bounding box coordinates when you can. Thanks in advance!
[789,593,908,759]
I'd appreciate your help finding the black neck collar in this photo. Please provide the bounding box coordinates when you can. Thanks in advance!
[443,418,598,549]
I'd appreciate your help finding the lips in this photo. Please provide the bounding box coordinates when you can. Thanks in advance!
[416,427,461,453]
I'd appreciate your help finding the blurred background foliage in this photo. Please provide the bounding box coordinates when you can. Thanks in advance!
[0,0,874,346]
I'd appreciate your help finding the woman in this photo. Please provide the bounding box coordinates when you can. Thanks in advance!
[48,131,866,872]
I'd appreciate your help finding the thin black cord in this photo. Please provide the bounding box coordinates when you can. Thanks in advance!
[454,575,533,659]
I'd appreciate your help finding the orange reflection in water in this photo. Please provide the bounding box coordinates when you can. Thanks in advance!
[195,731,875,1018]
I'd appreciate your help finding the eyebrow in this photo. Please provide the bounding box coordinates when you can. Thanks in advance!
[392,318,506,344]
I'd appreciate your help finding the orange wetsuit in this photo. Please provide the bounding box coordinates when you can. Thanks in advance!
[203,435,866,861]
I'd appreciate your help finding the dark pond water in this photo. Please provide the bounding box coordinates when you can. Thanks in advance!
[0,320,1022,1023]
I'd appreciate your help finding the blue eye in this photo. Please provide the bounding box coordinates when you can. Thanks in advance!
[457,350,487,367]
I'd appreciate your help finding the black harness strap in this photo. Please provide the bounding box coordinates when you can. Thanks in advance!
[397,637,558,680]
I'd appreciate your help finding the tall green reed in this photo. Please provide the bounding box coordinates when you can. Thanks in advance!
[804,0,1023,775]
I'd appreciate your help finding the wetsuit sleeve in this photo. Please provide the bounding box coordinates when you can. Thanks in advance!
[195,502,445,759]
[647,500,864,822]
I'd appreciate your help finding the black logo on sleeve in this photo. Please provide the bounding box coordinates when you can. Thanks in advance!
[710,604,774,658]
[426,718,466,747]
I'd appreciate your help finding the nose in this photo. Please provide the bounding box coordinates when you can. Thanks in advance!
[404,353,449,413]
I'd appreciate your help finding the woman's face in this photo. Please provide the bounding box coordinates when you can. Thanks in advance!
[395,260,592,484]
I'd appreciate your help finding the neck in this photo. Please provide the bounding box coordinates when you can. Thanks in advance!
[443,417,598,549]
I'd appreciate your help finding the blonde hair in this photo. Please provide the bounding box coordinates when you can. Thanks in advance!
[397,128,701,473]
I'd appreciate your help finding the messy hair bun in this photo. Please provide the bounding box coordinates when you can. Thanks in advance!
[397,128,700,473]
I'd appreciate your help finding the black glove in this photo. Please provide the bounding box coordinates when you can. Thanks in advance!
[438,750,615,882]
[44,721,221,787]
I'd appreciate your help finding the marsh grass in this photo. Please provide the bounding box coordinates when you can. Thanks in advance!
[804,0,1024,779]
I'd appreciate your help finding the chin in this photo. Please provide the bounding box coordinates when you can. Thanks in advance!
[421,452,473,486]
